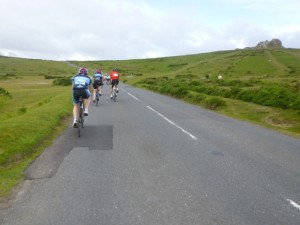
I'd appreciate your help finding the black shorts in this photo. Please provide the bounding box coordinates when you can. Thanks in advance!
[93,81,103,89]
[111,79,119,87]
[72,89,91,104]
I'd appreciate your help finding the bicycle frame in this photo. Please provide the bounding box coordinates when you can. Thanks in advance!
[96,91,99,106]
[77,96,85,137]
[112,86,117,102]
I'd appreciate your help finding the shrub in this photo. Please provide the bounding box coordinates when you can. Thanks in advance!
[18,107,27,114]
[52,77,72,86]
[205,97,226,110]
[44,75,63,79]
[290,95,300,110]
[169,87,188,98]
[225,86,242,98]
[252,85,294,109]
[0,87,11,97]
[194,94,206,103]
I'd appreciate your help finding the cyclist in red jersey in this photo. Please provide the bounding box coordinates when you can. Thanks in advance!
[110,68,120,99]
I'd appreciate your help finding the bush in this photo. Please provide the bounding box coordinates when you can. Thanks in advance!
[169,87,188,98]
[225,86,242,98]
[52,77,72,86]
[252,85,294,109]
[205,97,226,110]
[0,87,11,97]
[18,107,27,114]
[44,75,63,79]
[194,94,207,103]
[290,95,300,110]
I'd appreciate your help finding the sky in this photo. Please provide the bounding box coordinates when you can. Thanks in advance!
[1,0,300,61]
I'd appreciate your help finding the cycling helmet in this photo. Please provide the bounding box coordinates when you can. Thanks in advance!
[79,67,88,75]
[112,68,117,71]
[96,69,102,74]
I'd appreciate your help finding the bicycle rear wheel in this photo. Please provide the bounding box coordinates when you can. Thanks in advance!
[113,88,117,102]
[78,110,82,137]
[77,97,84,137]
[96,93,99,106]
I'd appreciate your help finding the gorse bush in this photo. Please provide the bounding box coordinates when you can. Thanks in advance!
[251,85,295,109]
[205,97,226,110]
[52,77,72,86]
[139,77,299,110]
[0,87,11,97]
[44,75,64,79]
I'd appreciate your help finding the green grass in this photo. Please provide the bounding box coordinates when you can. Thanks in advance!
[0,48,300,200]
[0,60,74,200]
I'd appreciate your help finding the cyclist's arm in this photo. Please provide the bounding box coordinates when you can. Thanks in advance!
[88,77,93,94]
[89,83,93,94]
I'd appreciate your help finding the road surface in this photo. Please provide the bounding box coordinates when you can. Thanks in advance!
[1,83,300,225]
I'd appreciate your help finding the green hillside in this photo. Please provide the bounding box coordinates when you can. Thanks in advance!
[71,48,300,134]
[0,48,299,200]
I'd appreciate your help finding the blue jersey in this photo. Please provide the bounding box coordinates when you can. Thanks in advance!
[93,73,103,81]
[72,74,92,90]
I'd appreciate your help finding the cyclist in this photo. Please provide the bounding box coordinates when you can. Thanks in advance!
[110,68,120,99]
[72,67,92,128]
[92,69,103,102]
[105,74,111,85]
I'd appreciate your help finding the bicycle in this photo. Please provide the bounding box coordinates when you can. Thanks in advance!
[95,89,100,106]
[77,96,85,137]
[112,86,117,102]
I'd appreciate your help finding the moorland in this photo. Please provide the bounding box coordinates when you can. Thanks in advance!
[0,47,299,200]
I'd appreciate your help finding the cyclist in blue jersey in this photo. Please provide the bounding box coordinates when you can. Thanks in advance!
[92,69,103,102]
[72,67,93,128]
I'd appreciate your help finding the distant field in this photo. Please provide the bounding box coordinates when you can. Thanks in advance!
[0,48,299,199]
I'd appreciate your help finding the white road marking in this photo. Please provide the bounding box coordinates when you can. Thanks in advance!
[127,92,139,101]
[287,199,300,211]
[147,106,198,140]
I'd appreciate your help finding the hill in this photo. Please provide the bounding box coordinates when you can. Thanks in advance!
[0,48,299,200]
[69,47,300,134]
[69,48,300,108]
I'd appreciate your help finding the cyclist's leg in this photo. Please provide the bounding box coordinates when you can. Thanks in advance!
[84,89,91,116]
[96,85,99,98]
[99,82,103,95]
[110,81,115,98]
[115,80,119,93]
[72,90,80,127]
[73,104,79,120]
[92,83,97,102]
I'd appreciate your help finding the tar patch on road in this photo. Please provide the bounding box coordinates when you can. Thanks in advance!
[24,125,113,180]
[74,125,113,150]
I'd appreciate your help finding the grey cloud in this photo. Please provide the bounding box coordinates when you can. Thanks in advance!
[1,0,299,60]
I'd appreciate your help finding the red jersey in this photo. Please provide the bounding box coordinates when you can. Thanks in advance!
[110,71,120,80]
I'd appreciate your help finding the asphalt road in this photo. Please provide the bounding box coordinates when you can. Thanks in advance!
[1,83,300,225]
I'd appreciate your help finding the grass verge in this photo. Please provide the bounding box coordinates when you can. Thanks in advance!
[0,91,72,200]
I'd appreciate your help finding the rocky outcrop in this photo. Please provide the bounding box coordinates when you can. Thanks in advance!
[255,39,284,49]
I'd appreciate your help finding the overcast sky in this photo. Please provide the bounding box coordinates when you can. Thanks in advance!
[1,0,299,60]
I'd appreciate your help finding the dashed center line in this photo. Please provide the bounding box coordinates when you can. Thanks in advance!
[127,91,197,140]
[147,106,198,140]
[287,199,300,211]
[127,92,139,101]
